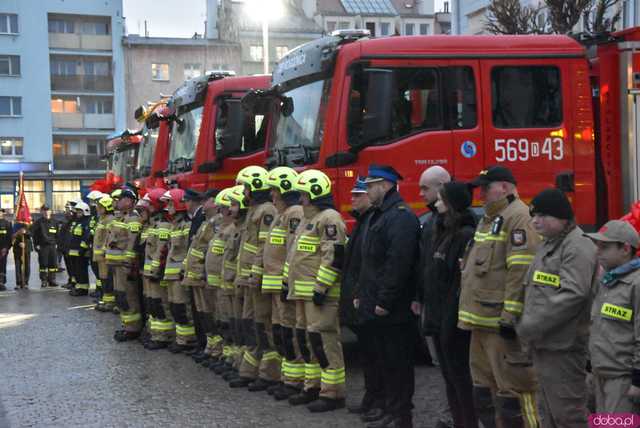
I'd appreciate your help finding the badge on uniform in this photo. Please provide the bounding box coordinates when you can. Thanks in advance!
[511,229,527,247]
[325,224,337,239]
[263,214,274,226]
[289,218,301,233]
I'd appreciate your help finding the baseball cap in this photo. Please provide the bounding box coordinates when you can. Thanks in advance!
[471,166,517,187]
[585,220,640,248]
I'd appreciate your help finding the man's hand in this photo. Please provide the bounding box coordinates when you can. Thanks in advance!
[312,290,326,306]
[35,245,40,252]
[410,301,422,316]
[628,385,640,403]
[353,299,360,309]
[374,306,389,316]
[280,282,289,303]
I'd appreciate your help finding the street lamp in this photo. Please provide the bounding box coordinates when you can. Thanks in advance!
[245,0,284,74]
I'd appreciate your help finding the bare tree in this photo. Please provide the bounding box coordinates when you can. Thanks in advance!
[585,0,622,33]
[544,0,593,34]
[485,0,547,34]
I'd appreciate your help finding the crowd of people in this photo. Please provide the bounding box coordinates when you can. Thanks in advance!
[3,163,640,428]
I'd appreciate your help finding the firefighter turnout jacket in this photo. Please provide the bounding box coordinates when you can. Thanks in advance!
[163,214,191,281]
[236,202,277,288]
[183,214,220,286]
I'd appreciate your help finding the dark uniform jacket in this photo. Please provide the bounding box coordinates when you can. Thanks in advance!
[69,217,91,257]
[12,229,33,254]
[423,210,477,337]
[356,189,420,325]
[0,219,12,249]
[57,216,74,255]
[188,206,205,245]
[32,217,58,247]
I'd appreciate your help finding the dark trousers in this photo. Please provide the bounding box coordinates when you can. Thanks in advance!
[37,245,58,284]
[434,329,478,428]
[69,256,89,289]
[368,322,415,418]
[63,254,74,284]
[13,248,30,286]
[353,324,386,409]
[0,249,8,285]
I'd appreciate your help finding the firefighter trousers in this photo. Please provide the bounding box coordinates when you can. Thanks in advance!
[37,244,58,285]
[0,249,8,285]
[113,266,142,333]
[532,348,588,428]
[230,286,245,367]
[69,255,89,290]
[469,329,539,428]
[193,286,222,357]
[98,262,115,308]
[275,295,304,388]
[253,289,280,382]
[13,248,30,286]
[216,289,234,362]
[239,287,273,380]
[146,278,174,343]
[167,281,196,346]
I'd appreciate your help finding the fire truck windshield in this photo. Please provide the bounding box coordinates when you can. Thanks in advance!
[268,79,331,167]
[169,105,203,173]
[135,127,159,178]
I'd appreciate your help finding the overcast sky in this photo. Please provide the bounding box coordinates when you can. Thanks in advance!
[124,0,448,38]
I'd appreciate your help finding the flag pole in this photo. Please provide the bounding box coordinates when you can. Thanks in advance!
[20,171,25,287]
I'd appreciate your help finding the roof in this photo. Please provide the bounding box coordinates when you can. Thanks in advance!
[340,0,397,16]
[123,35,239,47]
[236,2,323,33]
[317,0,346,14]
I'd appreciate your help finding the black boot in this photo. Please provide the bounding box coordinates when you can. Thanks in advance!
[474,386,498,428]
[267,382,283,395]
[222,370,239,381]
[274,384,301,401]
[114,330,140,342]
[361,408,386,423]
[288,388,320,406]
[228,377,253,388]
[146,340,169,350]
[248,378,277,392]
[496,395,526,428]
[307,397,346,413]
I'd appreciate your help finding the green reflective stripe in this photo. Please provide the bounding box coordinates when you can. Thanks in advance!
[283,361,306,378]
[164,268,181,275]
[283,262,289,277]
[93,249,105,255]
[224,261,235,269]
[294,280,315,297]
[262,274,283,290]
[243,242,258,254]
[240,268,252,277]
[321,367,346,385]
[243,351,259,367]
[80,241,89,249]
[150,319,175,332]
[69,250,80,256]
[258,231,268,241]
[222,346,232,357]
[270,228,287,235]
[190,249,205,259]
[128,223,141,233]
[316,265,339,286]
[160,280,170,287]
[262,351,281,362]
[143,264,152,273]
[182,228,190,236]
[298,236,320,245]
[158,232,170,240]
[176,324,196,336]
[120,312,142,324]
[458,310,500,328]
[95,279,102,287]
[506,254,535,268]
[102,293,115,303]
[151,261,161,267]
[207,274,221,286]
[474,231,507,242]
[504,300,524,314]
[222,281,234,290]
[212,246,224,255]
[125,251,137,258]
[213,239,226,246]
[251,265,264,275]
[186,271,203,280]
[304,363,321,379]
[207,335,224,347]
[48,228,57,233]
[326,286,340,299]
[75,283,89,290]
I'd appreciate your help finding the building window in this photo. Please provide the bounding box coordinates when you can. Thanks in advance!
[0,14,18,35]
[50,59,76,76]
[85,99,112,114]
[326,21,336,33]
[18,181,45,213]
[50,98,78,113]
[184,63,202,80]
[365,22,376,36]
[250,45,263,62]
[275,46,288,60]
[380,22,390,36]
[405,23,415,35]
[84,61,110,76]
[0,55,19,76]
[420,23,430,35]
[338,21,350,30]
[0,137,23,156]
[48,19,75,34]
[0,97,21,116]
[81,22,109,35]
[151,63,169,81]
[52,180,81,212]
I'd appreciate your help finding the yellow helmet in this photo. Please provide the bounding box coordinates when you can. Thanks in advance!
[98,196,114,212]
[236,165,269,192]
[227,185,247,209]
[215,187,233,208]
[294,169,332,200]
[111,189,122,199]
[267,167,298,194]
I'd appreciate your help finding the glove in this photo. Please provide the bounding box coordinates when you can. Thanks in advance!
[35,245,40,251]
[280,282,289,303]
[312,290,326,306]
[498,321,517,340]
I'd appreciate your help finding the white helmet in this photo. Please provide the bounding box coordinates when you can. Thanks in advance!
[86,190,105,202]
[74,201,90,216]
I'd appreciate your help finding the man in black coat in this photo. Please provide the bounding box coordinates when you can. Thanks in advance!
[0,209,12,291]
[355,165,421,428]
[31,205,60,288]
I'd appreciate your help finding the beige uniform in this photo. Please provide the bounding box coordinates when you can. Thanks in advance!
[286,205,346,399]
[143,214,174,342]
[459,195,540,428]
[231,216,248,368]
[183,214,219,355]
[517,225,597,428]
[261,204,305,387]
[237,201,279,381]
[164,214,194,346]
[93,213,115,307]
[590,262,640,413]
[106,210,143,332]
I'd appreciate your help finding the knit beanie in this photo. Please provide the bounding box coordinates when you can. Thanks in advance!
[530,188,574,220]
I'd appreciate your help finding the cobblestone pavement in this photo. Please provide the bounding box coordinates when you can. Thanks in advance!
[0,253,447,428]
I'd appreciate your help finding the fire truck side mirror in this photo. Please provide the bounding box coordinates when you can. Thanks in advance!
[362,68,394,144]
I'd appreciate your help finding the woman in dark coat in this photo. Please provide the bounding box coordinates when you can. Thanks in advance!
[423,181,478,428]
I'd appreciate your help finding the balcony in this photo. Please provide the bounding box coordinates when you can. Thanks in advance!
[48,33,112,51]
[53,154,106,171]
[52,112,114,129]
[50,75,113,92]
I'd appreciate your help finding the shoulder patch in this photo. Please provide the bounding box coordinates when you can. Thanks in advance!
[511,229,527,247]
[289,218,301,233]
[325,224,337,239]
[263,214,274,226]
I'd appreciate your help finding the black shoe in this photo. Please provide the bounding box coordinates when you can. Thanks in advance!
[308,397,346,413]
[229,377,253,388]
[192,351,208,363]
[168,343,189,354]
[288,388,320,406]
[362,408,386,423]
[214,362,233,374]
[114,330,140,342]
[274,384,301,401]
[373,415,412,428]
[248,378,277,392]
[146,340,169,350]
[267,382,283,395]
[89,290,99,298]
[348,402,371,414]
[0,284,6,292]
[222,370,239,381]
[183,346,200,356]
[48,282,59,287]
[61,283,73,289]
[366,414,396,428]
[69,288,88,296]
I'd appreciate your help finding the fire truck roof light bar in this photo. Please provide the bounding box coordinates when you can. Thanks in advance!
[330,29,370,39]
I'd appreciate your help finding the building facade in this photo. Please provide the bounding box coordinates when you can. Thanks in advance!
[0,0,125,212]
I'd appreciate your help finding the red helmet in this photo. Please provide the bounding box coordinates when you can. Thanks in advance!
[143,187,168,212]
[161,188,187,212]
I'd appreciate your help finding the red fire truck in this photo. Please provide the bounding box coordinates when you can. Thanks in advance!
[163,72,271,192]
[91,129,143,193]
[132,100,171,191]
[254,28,640,229]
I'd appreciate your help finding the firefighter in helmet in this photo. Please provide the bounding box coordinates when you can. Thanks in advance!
[68,201,92,296]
